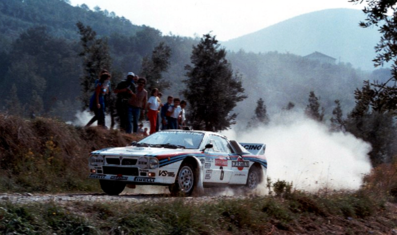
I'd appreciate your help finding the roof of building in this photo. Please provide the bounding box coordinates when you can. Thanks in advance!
[304,51,336,60]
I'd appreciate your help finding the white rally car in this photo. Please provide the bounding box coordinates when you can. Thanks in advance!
[89,130,267,196]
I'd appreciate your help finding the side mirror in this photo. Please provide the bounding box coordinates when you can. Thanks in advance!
[131,141,137,146]
[201,143,213,152]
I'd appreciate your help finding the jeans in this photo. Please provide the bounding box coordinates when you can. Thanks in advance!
[128,106,141,133]
[94,106,105,127]
[168,117,178,129]
[116,100,130,132]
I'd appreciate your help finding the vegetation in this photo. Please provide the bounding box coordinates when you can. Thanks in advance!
[349,0,397,114]
[0,114,137,192]
[183,34,246,131]
[0,184,396,234]
[304,91,325,122]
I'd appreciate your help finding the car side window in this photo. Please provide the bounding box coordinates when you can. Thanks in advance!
[207,135,232,154]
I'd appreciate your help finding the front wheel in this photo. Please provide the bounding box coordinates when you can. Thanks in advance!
[100,180,126,195]
[246,166,263,190]
[169,162,195,196]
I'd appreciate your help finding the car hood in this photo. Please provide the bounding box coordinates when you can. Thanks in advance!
[92,146,200,156]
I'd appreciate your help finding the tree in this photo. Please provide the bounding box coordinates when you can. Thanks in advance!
[349,0,397,114]
[5,84,24,116]
[330,100,345,132]
[183,34,246,131]
[283,102,295,111]
[305,91,324,122]
[77,22,111,109]
[346,111,397,166]
[140,42,172,92]
[247,98,270,129]
[254,98,269,124]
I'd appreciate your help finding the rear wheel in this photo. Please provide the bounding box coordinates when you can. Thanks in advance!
[169,162,195,196]
[100,180,126,195]
[246,166,263,190]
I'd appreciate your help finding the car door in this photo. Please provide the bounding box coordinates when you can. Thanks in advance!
[202,135,233,184]
[228,140,251,185]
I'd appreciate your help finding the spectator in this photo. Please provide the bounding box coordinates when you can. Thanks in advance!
[147,88,160,135]
[166,98,181,129]
[128,77,147,133]
[138,123,149,137]
[161,96,173,130]
[179,100,187,129]
[156,92,163,132]
[114,72,137,133]
[88,71,111,128]
[85,70,110,127]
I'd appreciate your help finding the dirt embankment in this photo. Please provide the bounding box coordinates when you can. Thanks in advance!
[0,114,139,192]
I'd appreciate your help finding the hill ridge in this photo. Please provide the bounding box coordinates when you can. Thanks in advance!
[222,8,381,70]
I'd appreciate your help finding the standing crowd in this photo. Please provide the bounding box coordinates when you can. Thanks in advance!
[88,70,187,136]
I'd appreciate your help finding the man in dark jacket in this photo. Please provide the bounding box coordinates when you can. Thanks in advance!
[114,72,136,133]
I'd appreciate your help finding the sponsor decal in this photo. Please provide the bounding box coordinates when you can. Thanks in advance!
[205,157,213,162]
[110,175,128,180]
[205,163,211,168]
[159,170,175,177]
[215,159,228,167]
[90,174,106,179]
[242,145,262,151]
[206,170,213,173]
[234,173,246,176]
[134,177,155,183]
[220,170,224,181]
[200,158,205,165]
[205,173,211,180]
[232,159,249,171]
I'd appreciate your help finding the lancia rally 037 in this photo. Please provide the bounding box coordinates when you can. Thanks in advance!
[89,130,267,196]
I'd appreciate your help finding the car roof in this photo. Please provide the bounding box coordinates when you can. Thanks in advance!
[159,129,227,139]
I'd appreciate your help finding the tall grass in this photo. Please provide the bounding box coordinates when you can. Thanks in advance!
[0,114,138,193]
[0,190,391,235]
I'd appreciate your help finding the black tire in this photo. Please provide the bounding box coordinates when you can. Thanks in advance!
[246,166,263,190]
[169,162,195,196]
[100,180,126,195]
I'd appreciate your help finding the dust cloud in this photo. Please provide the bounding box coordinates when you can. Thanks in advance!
[223,112,372,192]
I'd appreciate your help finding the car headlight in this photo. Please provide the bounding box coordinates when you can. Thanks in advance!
[149,158,159,169]
[90,155,104,166]
[89,155,97,166]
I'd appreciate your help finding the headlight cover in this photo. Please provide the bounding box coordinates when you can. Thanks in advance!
[90,155,104,166]
[89,155,97,166]
[149,158,159,169]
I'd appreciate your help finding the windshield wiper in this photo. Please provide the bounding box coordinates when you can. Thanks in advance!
[160,143,186,149]
[136,142,151,147]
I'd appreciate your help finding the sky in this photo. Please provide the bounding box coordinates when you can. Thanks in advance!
[69,0,364,41]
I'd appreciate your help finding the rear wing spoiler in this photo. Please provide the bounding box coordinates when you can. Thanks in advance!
[239,143,266,155]
[229,140,266,155]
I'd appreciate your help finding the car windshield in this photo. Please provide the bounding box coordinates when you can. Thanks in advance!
[137,131,204,149]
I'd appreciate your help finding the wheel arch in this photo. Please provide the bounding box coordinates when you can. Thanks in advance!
[180,155,204,195]
[249,162,265,183]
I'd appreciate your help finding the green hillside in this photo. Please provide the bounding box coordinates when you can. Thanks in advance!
[0,0,390,123]
[0,0,141,49]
